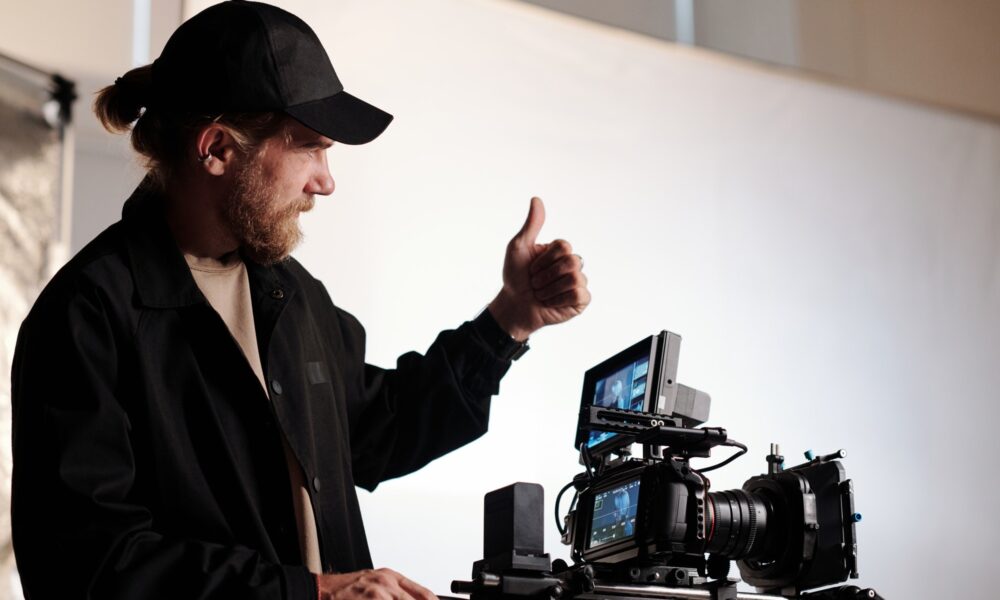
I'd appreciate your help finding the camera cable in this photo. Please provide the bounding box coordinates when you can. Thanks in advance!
[695,439,748,474]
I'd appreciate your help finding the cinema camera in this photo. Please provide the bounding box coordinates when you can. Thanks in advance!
[452,331,883,600]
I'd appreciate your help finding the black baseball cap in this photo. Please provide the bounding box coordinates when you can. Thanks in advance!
[151,0,392,145]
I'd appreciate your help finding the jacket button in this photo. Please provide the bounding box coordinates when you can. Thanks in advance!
[312,476,322,492]
[271,379,283,395]
[271,288,285,300]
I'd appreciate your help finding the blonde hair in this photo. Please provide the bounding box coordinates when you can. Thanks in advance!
[93,64,290,189]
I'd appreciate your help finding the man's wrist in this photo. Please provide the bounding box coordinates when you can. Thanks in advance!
[486,292,533,342]
[474,305,530,361]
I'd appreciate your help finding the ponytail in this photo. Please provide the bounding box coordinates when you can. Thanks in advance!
[93,64,152,133]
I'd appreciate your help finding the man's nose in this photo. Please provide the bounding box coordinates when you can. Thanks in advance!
[306,153,336,196]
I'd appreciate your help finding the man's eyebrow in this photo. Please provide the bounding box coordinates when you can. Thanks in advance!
[300,139,334,149]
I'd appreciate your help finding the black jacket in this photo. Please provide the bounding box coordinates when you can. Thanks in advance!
[11,181,515,599]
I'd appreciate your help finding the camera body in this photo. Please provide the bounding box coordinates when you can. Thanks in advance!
[567,458,710,566]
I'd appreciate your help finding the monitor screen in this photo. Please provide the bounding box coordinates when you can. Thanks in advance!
[586,356,650,448]
[588,478,641,548]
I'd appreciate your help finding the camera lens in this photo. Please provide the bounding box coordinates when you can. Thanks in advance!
[705,489,773,559]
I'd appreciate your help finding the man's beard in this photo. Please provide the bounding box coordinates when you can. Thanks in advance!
[222,155,315,266]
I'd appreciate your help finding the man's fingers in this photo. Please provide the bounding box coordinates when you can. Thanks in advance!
[531,253,583,289]
[529,238,573,275]
[542,286,592,309]
[534,271,588,302]
[374,568,435,600]
[396,574,438,600]
[321,569,436,600]
[512,197,546,247]
[344,582,397,600]
[355,571,403,600]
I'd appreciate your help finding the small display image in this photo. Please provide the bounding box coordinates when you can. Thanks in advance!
[587,357,650,448]
[593,358,647,410]
[589,479,640,548]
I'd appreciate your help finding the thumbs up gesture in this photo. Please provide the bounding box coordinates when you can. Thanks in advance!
[487,197,591,342]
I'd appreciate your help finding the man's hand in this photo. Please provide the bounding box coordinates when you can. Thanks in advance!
[317,568,437,600]
[488,197,591,341]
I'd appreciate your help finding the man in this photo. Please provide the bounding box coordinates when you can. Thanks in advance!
[10,2,589,599]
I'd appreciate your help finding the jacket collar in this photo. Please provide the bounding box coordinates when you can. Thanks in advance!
[121,178,293,309]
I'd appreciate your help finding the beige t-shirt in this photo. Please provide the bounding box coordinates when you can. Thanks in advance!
[185,252,323,574]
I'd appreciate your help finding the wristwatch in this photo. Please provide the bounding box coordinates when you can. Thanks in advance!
[473,309,530,361]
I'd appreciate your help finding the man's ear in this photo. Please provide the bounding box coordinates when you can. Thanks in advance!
[194,124,238,176]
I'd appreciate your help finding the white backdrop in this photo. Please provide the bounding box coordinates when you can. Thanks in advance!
[194,0,997,598]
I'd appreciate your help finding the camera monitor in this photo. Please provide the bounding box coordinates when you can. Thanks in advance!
[574,331,684,452]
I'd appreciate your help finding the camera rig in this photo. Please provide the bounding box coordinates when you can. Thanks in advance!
[451,331,884,600]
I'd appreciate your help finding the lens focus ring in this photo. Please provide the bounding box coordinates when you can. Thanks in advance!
[706,489,768,559]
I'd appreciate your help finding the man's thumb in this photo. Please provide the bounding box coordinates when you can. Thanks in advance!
[514,196,546,245]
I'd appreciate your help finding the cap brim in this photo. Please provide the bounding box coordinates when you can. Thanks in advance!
[284,91,393,145]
